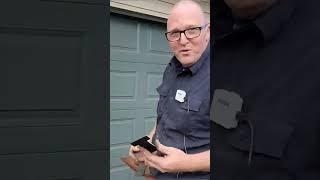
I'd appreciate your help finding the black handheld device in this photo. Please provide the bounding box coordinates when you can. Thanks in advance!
[131,136,157,153]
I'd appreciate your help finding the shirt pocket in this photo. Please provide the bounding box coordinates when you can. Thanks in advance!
[180,97,202,112]
[170,97,204,134]
[228,110,295,159]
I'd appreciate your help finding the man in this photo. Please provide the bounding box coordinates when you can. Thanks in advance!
[128,0,211,179]
[212,0,320,179]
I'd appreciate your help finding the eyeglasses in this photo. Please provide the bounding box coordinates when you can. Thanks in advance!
[165,24,209,42]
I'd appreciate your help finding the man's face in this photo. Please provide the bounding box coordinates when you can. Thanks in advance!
[167,5,210,67]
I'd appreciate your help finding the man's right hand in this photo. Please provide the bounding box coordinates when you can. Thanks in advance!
[129,145,145,162]
[128,145,156,179]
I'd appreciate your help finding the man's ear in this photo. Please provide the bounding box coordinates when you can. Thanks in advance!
[205,24,210,42]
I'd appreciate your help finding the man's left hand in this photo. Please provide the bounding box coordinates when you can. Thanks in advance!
[143,140,190,173]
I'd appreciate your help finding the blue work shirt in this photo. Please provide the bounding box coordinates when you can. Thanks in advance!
[154,44,210,179]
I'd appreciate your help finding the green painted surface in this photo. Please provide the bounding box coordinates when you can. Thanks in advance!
[110,14,172,180]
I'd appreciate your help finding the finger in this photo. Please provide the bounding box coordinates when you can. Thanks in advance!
[155,139,161,147]
[129,146,142,161]
[155,140,170,155]
[132,145,141,152]
[138,146,153,157]
[128,153,137,161]
[144,151,164,165]
[134,147,152,162]
[144,157,165,173]
[134,151,146,162]
[128,149,137,159]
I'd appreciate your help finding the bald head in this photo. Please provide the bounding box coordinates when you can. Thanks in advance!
[167,0,207,31]
[166,0,210,67]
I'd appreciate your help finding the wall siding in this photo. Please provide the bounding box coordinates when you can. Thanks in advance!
[110,0,210,22]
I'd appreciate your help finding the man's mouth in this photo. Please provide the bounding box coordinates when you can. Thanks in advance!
[180,49,191,53]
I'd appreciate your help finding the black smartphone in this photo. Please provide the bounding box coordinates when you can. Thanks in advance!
[131,136,157,153]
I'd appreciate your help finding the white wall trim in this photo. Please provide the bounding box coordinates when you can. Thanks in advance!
[110,7,167,24]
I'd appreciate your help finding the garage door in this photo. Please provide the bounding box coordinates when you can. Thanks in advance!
[110,14,172,180]
[0,0,107,179]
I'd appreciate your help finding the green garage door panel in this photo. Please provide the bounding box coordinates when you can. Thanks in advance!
[0,151,106,180]
[110,14,172,180]
[0,1,106,179]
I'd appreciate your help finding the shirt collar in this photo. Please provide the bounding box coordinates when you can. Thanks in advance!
[170,43,210,76]
[214,0,297,44]
[254,0,296,42]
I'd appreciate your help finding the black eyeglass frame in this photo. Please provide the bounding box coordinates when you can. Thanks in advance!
[165,23,209,42]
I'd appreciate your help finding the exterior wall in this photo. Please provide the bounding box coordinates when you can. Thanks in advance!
[110,0,210,23]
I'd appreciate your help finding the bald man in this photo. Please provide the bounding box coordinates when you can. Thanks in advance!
[128,0,210,179]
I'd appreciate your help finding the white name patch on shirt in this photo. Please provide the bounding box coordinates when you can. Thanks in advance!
[175,89,186,103]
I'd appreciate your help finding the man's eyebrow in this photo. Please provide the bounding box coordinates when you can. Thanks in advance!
[168,25,200,32]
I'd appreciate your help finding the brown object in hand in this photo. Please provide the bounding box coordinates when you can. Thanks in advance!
[120,156,139,171]
[120,156,157,177]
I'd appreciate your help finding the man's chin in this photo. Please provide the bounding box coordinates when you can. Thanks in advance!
[176,55,197,67]
[180,60,195,67]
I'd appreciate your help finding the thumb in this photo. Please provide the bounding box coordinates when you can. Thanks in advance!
[132,145,141,152]
[155,140,171,155]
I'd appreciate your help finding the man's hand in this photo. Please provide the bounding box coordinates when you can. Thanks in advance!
[145,176,156,180]
[129,126,156,161]
[143,140,191,173]
[127,145,157,179]
[143,140,210,173]
[129,145,144,162]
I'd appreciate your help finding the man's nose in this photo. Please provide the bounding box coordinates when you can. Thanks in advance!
[179,32,189,45]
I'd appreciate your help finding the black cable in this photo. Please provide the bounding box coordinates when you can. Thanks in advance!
[236,112,254,166]
[246,118,254,167]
